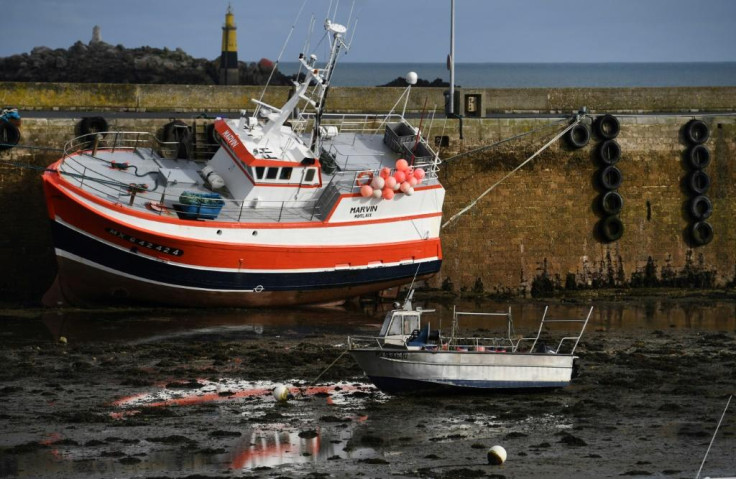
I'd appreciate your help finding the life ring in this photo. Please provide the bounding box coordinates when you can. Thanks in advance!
[598,216,624,242]
[687,170,710,195]
[566,123,590,149]
[594,114,620,140]
[689,195,713,220]
[598,139,621,166]
[691,221,713,246]
[599,165,623,191]
[0,121,20,151]
[600,191,624,215]
[355,170,374,186]
[684,119,709,145]
[687,144,710,170]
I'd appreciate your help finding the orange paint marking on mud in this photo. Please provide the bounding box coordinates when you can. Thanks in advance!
[111,382,367,410]
[39,433,62,446]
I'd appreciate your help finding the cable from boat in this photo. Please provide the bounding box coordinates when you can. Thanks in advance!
[442,116,569,164]
[695,394,732,479]
[253,0,308,119]
[441,116,584,230]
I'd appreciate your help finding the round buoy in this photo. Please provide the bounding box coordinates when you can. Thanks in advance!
[360,185,373,197]
[371,175,385,190]
[272,384,289,402]
[405,71,418,85]
[487,445,507,465]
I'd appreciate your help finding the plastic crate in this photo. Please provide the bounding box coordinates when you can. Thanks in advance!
[383,122,417,153]
[175,191,224,220]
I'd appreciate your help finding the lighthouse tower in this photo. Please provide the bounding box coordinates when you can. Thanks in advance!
[219,4,239,85]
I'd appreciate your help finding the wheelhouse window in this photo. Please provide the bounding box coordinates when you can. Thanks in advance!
[304,168,316,183]
[279,167,293,180]
[254,166,265,180]
[266,168,279,180]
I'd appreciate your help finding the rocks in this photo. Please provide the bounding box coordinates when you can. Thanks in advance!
[0,42,291,85]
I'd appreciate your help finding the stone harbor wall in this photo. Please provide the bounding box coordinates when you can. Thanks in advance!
[1,83,735,302]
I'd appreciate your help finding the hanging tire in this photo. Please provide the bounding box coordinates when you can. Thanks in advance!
[599,216,624,242]
[205,123,219,145]
[566,123,590,149]
[691,221,713,246]
[162,120,192,159]
[0,121,21,151]
[687,170,710,195]
[162,120,190,143]
[687,144,711,170]
[600,191,624,215]
[77,116,108,137]
[689,195,713,220]
[594,114,620,140]
[599,165,623,190]
[598,139,621,166]
[684,119,709,145]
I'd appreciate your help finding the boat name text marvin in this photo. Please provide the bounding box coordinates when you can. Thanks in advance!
[106,227,184,257]
[221,130,239,149]
[349,205,378,219]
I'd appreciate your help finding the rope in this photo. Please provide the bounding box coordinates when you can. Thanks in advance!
[0,143,64,152]
[695,394,732,479]
[441,117,582,230]
[311,349,349,385]
[254,0,308,118]
[442,117,569,164]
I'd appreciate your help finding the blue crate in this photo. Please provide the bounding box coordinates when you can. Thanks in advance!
[175,192,224,220]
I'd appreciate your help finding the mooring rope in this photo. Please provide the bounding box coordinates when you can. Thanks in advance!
[442,117,569,164]
[441,117,582,230]
[311,349,349,385]
[695,394,732,479]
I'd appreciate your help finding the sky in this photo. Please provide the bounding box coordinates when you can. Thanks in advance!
[3,0,736,63]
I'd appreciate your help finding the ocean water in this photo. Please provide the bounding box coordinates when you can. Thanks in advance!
[279,62,736,88]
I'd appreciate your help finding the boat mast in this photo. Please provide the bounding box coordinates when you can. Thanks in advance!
[448,0,455,115]
[309,19,348,152]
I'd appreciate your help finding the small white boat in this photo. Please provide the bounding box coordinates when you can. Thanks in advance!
[348,291,593,394]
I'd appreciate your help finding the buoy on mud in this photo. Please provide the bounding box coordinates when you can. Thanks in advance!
[272,384,290,402]
[487,445,507,465]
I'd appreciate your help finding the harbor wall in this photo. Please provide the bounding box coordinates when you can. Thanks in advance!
[1,83,736,302]
[4,82,736,114]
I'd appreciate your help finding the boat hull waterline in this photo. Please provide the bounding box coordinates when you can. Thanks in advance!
[350,349,576,394]
[42,167,442,307]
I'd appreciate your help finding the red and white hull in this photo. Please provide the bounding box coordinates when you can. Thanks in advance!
[42,160,443,307]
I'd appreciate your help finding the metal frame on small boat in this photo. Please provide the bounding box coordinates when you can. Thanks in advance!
[348,292,593,394]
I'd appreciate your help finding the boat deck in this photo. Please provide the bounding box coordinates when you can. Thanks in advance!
[55,129,437,225]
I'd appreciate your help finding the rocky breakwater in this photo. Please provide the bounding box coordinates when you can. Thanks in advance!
[0,41,290,85]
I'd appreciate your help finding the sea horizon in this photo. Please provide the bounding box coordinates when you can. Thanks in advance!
[279,61,736,88]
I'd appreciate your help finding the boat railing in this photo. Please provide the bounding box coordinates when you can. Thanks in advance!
[63,131,180,161]
[451,305,594,355]
[59,150,323,222]
[514,306,594,355]
[347,336,391,350]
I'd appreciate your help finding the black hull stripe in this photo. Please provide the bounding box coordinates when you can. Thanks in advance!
[52,221,441,292]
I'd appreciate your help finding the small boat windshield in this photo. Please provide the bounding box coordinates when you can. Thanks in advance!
[379,312,421,337]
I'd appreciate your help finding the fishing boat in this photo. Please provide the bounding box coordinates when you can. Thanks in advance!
[41,17,444,307]
[348,291,593,394]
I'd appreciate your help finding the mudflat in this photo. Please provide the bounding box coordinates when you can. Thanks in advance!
[0,301,734,478]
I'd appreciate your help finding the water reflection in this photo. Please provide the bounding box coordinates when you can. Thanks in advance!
[3,295,732,345]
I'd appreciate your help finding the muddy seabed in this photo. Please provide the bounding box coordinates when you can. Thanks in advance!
[0,300,735,479]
